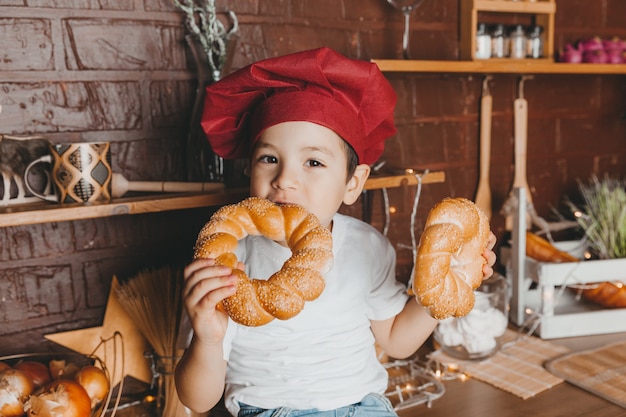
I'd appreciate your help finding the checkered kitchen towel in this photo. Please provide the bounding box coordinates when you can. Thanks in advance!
[430,329,570,399]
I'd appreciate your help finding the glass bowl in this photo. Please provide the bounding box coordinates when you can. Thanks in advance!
[433,273,509,360]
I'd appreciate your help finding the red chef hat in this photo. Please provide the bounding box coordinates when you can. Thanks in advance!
[200,47,397,165]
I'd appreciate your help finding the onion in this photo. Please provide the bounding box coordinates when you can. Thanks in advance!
[0,369,35,417]
[75,365,109,408]
[583,49,608,64]
[602,37,623,52]
[606,49,624,64]
[48,359,81,380]
[580,36,604,52]
[14,360,52,387]
[559,43,583,63]
[25,380,92,417]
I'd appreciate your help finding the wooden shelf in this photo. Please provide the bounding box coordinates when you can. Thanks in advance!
[372,59,626,75]
[0,171,444,227]
[0,189,250,228]
[364,170,445,190]
[471,0,556,14]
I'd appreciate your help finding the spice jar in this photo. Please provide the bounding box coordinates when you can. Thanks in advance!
[475,23,492,59]
[509,24,527,59]
[491,24,509,58]
[433,274,509,360]
[526,25,544,58]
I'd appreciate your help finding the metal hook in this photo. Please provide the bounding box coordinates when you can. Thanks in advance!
[482,75,493,96]
[517,75,533,99]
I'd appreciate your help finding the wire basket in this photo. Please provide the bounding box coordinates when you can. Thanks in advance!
[0,351,119,417]
[384,359,445,410]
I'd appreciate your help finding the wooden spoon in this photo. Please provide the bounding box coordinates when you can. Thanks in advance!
[475,76,493,219]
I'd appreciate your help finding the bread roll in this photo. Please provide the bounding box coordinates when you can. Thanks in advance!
[194,197,333,326]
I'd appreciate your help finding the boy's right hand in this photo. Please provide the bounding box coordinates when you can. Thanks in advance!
[183,259,240,344]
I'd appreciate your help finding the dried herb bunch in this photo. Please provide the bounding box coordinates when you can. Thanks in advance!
[173,0,238,82]
[567,175,626,259]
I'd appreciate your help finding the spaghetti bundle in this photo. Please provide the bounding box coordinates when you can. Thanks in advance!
[115,266,193,417]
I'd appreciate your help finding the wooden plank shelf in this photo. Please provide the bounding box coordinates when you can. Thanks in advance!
[364,170,445,190]
[472,0,556,14]
[0,189,249,228]
[372,59,626,75]
[0,171,444,227]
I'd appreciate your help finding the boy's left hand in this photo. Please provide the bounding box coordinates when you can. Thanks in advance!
[482,231,497,279]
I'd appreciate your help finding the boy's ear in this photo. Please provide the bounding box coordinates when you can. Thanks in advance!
[343,164,371,205]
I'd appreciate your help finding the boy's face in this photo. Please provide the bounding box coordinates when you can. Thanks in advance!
[249,121,367,228]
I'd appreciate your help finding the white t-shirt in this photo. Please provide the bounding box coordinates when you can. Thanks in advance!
[222,213,409,415]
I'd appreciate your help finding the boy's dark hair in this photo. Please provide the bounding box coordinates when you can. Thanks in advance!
[344,141,359,182]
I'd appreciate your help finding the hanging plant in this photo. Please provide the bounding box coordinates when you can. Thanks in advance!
[172,0,238,82]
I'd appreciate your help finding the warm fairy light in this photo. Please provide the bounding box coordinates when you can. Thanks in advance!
[573,210,583,218]
[447,363,459,372]
[389,206,397,214]
[459,373,468,382]
[434,369,442,379]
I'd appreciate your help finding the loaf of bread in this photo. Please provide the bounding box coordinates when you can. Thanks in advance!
[413,197,491,319]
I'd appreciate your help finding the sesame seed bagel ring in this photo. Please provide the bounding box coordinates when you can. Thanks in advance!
[413,197,490,319]
[193,197,333,327]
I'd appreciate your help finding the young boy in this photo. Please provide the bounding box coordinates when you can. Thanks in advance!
[175,47,497,417]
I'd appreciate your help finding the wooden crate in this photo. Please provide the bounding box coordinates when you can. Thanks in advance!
[460,0,556,61]
[501,188,626,339]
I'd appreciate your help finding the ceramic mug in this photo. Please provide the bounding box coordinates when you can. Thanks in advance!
[25,142,112,204]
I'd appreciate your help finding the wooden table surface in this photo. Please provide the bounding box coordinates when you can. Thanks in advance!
[400,331,626,417]
[111,331,626,417]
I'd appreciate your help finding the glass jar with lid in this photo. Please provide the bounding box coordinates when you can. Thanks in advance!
[475,23,492,59]
[491,24,509,58]
[509,24,527,59]
[526,25,544,58]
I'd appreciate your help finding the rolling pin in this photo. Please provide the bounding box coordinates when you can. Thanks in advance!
[111,173,225,198]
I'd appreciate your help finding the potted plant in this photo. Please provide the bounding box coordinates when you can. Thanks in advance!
[566,175,626,308]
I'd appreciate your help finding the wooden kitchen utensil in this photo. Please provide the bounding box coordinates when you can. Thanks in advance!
[111,173,225,198]
[503,76,534,230]
[475,76,493,219]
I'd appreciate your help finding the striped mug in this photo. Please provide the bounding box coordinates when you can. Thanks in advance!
[25,142,112,204]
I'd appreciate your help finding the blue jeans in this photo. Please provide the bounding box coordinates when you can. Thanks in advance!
[237,393,397,417]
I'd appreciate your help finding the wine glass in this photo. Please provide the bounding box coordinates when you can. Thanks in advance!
[386,0,426,59]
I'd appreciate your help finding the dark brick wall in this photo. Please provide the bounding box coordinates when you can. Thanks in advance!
[0,0,625,355]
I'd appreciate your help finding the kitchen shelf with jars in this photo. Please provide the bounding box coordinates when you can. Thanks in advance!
[461,0,556,62]
[0,171,445,228]
[374,0,626,75]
